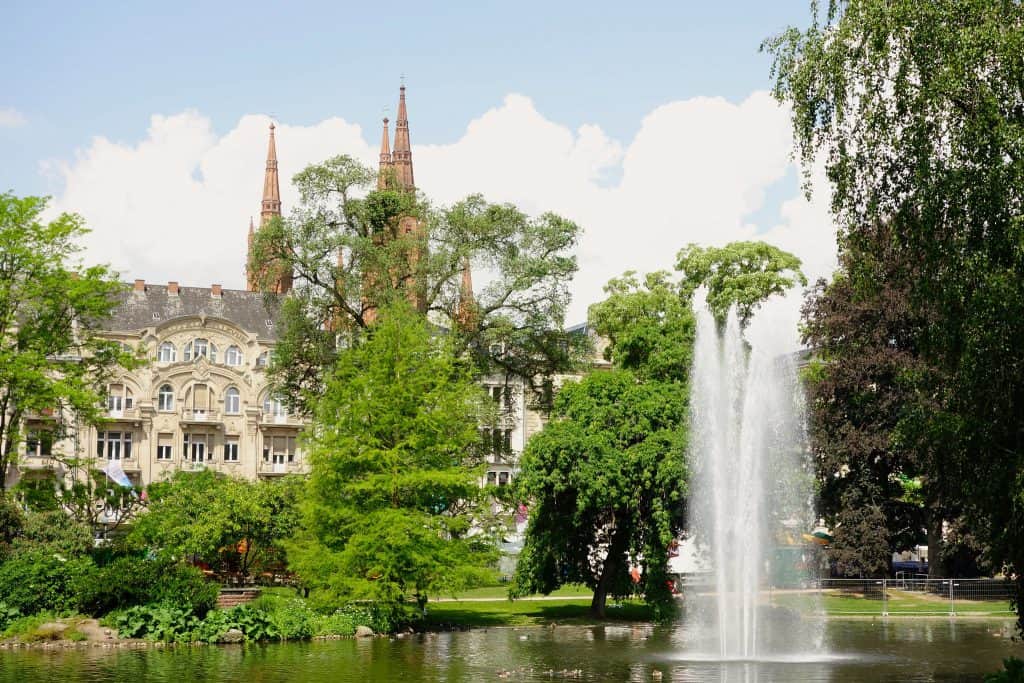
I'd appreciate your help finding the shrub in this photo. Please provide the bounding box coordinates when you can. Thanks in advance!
[0,602,21,632]
[113,603,279,643]
[265,599,314,640]
[0,549,97,615]
[311,606,375,637]
[77,557,218,616]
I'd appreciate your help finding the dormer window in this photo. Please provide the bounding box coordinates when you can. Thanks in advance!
[256,351,272,368]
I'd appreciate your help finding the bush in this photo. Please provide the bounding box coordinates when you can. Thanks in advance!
[311,606,376,637]
[0,549,97,615]
[77,557,218,616]
[0,602,21,632]
[113,603,279,643]
[265,599,314,640]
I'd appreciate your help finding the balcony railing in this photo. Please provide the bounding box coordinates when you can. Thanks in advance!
[94,457,141,472]
[258,413,303,427]
[258,460,304,475]
[183,460,208,472]
[105,407,141,420]
[20,455,57,470]
[180,409,221,424]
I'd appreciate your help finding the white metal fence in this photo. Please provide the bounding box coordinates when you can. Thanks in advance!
[681,577,1015,617]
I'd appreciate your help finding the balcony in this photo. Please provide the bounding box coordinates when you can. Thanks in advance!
[105,407,141,421]
[182,460,208,472]
[19,455,58,471]
[258,413,303,428]
[258,460,304,476]
[94,457,141,472]
[180,409,222,426]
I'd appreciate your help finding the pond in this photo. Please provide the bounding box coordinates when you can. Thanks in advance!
[1,619,1020,682]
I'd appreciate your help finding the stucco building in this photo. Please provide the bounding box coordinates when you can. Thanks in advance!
[7,86,557,493]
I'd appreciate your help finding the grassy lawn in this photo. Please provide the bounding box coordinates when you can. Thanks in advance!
[444,584,593,600]
[424,598,653,628]
[772,589,1013,616]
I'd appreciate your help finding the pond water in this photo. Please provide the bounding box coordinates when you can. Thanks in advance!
[1,619,1020,682]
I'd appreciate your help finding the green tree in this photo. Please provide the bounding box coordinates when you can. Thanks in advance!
[287,302,496,623]
[513,370,688,619]
[675,241,807,328]
[767,0,1024,621]
[130,470,302,578]
[249,157,585,414]
[0,193,140,489]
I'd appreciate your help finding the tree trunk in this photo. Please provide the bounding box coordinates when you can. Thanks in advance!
[927,509,945,579]
[590,519,629,619]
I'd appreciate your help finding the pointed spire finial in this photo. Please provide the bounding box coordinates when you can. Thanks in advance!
[378,116,393,190]
[261,121,281,225]
[392,82,414,190]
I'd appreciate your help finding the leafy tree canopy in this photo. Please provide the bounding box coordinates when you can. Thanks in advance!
[249,158,585,414]
[0,193,142,488]
[675,241,807,328]
[513,370,687,618]
[767,0,1024,623]
[130,470,302,577]
[287,302,496,622]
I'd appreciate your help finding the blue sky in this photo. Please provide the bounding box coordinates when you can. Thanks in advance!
[2,0,814,197]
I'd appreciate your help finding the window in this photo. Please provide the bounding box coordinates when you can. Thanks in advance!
[25,429,53,457]
[158,384,174,412]
[256,351,271,368]
[97,431,132,460]
[498,471,509,486]
[262,435,297,463]
[184,338,217,362]
[107,384,133,413]
[263,396,287,419]
[183,433,211,462]
[225,345,243,366]
[190,383,212,414]
[487,384,513,411]
[157,433,173,460]
[158,342,176,362]
[480,428,513,457]
[486,471,496,486]
[224,438,239,462]
[225,387,240,414]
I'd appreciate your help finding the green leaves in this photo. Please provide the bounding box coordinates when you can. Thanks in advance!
[291,302,496,620]
[675,241,807,328]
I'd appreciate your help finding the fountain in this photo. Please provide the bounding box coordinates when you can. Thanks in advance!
[684,304,820,661]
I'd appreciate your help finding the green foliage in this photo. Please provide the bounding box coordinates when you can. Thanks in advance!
[0,192,144,489]
[113,603,279,643]
[76,557,218,617]
[0,602,21,632]
[289,302,496,624]
[768,0,1024,617]
[675,241,806,328]
[9,508,94,558]
[130,470,301,577]
[250,156,583,414]
[513,370,688,619]
[0,549,97,615]
[588,271,695,383]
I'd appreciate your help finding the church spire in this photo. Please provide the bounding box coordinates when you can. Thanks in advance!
[246,216,256,290]
[378,117,392,189]
[261,122,281,226]
[392,85,414,190]
[456,255,477,329]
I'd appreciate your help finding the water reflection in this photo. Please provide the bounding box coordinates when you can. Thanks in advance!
[0,620,1019,682]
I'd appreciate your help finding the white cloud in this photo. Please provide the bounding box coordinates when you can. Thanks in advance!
[0,107,27,127]
[47,92,837,350]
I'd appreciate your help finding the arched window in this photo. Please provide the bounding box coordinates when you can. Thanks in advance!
[225,345,243,366]
[157,342,176,363]
[184,338,213,362]
[225,387,240,414]
[158,384,174,412]
[263,396,287,418]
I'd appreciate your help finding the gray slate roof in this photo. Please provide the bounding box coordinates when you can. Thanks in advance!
[104,284,281,340]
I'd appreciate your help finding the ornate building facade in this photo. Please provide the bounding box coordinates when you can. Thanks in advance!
[6,86,551,494]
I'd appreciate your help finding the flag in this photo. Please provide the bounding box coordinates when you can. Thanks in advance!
[103,459,133,488]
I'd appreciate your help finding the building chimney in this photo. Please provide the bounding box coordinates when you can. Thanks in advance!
[211,284,222,297]
[168,281,179,295]
[133,279,145,292]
